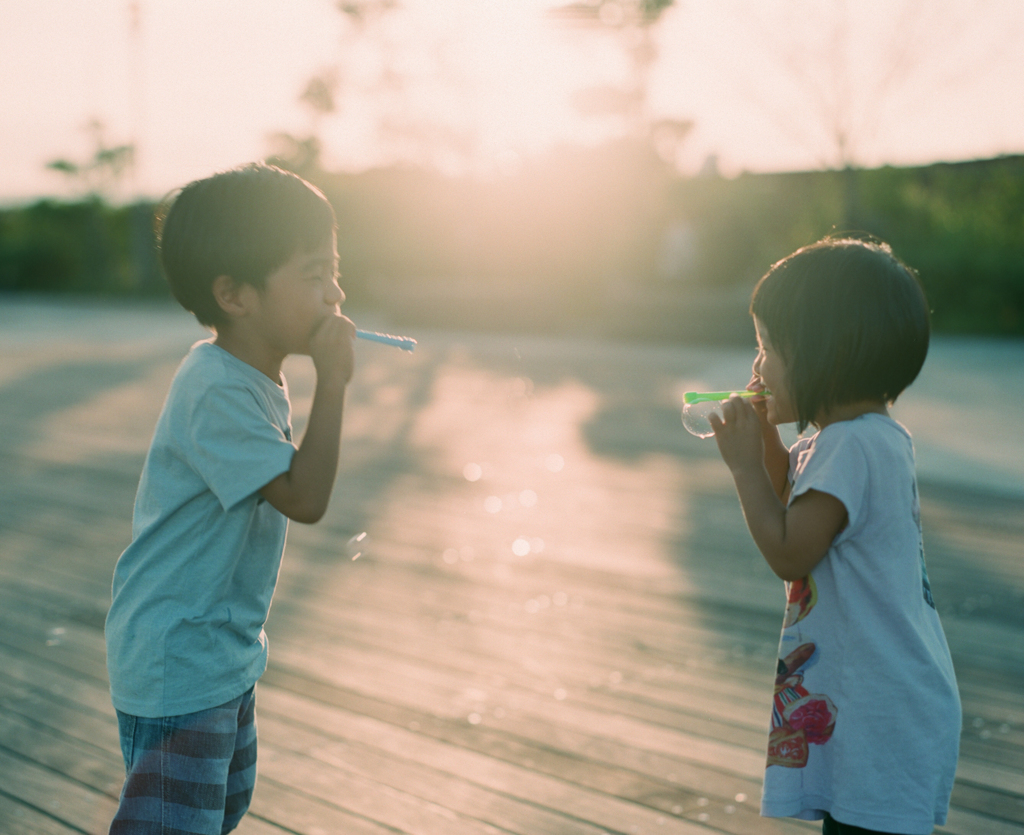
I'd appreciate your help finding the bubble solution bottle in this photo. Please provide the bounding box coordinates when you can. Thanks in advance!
[681,390,765,438]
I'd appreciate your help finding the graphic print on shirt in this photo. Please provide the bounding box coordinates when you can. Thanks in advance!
[768,577,838,769]
[782,574,817,628]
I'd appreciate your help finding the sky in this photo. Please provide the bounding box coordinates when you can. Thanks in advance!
[2,0,1023,203]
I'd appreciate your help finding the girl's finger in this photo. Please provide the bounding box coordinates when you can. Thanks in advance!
[709,411,725,433]
[730,394,759,427]
[726,393,749,414]
[720,397,736,422]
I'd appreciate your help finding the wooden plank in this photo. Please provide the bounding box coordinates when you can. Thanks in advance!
[0,703,122,796]
[247,779,405,835]
[2,305,1023,835]
[0,793,85,835]
[0,675,121,768]
[949,781,1024,826]
[0,749,117,835]
[256,677,813,835]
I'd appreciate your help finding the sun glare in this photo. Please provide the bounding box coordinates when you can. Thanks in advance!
[317,0,628,176]
[2,0,1023,200]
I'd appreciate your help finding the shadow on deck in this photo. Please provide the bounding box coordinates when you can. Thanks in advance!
[1,299,1022,834]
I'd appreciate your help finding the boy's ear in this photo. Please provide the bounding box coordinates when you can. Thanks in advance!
[211,275,254,319]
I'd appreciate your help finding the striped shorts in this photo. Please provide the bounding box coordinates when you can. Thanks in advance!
[109,686,257,835]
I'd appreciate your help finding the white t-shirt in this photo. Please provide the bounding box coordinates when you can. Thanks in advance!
[761,414,961,834]
[106,341,296,717]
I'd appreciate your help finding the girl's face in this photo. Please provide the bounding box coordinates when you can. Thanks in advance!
[753,317,797,425]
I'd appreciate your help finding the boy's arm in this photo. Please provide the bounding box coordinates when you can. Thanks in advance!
[711,396,846,581]
[260,315,355,523]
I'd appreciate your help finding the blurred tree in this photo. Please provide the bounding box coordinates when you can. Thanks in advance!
[549,0,691,163]
[272,0,478,175]
[730,0,1019,223]
[47,119,135,201]
[268,68,338,176]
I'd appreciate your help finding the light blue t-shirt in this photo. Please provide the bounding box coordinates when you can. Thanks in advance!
[106,341,296,717]
[761,414,960,834]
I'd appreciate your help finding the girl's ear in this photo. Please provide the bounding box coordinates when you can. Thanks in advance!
[211,275,254,319]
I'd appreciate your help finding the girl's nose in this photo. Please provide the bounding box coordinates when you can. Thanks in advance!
[753,346,767,373]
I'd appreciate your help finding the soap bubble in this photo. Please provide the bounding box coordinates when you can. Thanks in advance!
[681,398,724,438]
[346,531,368,560]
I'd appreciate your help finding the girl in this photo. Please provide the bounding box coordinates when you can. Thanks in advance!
[710,237,961,835]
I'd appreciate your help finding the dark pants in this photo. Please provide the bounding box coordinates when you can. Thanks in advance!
[823,812,910,835]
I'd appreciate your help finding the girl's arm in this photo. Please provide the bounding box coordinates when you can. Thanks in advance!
[711,396,846,581]
[747,376,789,499]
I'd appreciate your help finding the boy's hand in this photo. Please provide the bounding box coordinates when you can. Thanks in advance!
[310,313,356,384]
[710,394,765,474]
[262,313,354,524]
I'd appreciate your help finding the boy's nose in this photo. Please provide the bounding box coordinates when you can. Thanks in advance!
[326,280,344,306]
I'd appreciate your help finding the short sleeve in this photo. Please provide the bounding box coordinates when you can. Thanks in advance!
[787,437,815,491]
[187,382,296,511]
[790,427,869,537]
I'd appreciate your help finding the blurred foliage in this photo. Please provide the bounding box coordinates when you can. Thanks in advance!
[0,198,161,296]
[674,157,1024,335]
[2,147,1022,339]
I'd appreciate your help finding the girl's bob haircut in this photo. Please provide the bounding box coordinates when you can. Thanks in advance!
[155,162,337,328]
[751,236,930,432]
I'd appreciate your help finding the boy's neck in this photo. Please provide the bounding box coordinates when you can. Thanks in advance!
[213,327,285,384]
[816,400,889,429]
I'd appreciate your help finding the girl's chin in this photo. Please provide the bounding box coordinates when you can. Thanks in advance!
[766,404,795,426]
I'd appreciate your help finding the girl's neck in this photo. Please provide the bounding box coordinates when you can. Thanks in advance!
[815,400,889,430]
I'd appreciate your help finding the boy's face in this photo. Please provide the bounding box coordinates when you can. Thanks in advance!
[253,233,343,357]
[753,317,796,425]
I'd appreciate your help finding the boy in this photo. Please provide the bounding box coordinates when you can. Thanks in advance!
[105,163,355,833]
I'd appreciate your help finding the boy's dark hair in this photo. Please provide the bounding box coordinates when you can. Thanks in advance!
[155,163,337,327]
[751,236,930,432]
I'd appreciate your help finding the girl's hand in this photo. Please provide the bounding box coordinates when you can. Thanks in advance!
[746,372,789,498]
[710,394,764,474]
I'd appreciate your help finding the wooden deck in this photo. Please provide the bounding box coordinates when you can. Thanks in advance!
[1,298,1022,835]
